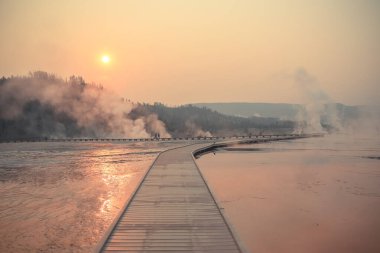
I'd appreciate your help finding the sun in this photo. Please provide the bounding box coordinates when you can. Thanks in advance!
[101,55,110,64]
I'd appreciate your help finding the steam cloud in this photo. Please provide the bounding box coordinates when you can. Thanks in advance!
[293,68,380,135]
[0,72,171,139]
[185,120,212,138]
[293,68,338,133]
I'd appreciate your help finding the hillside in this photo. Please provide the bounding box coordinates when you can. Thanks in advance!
[193,102,301,120]
[129,103,295,137]
[192,102,374,123]
[0,72,295,140]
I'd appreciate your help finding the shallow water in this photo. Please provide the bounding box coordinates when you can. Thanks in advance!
[0,141,188,252]
[197,134,380,253]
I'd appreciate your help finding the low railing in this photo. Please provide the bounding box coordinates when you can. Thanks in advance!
[0,133,324,143]
[192,133,324,158]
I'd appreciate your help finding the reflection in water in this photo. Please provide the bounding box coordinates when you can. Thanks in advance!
[0,141,185,252]
[198,134,380,253]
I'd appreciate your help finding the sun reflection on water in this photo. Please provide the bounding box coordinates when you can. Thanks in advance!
[0,141,165,252]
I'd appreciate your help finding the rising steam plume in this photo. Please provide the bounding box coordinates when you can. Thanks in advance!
[293,68,379,135]
[0,71,171,139]
[293,68,336,133]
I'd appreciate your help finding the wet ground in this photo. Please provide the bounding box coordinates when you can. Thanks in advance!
[0,141,190,252]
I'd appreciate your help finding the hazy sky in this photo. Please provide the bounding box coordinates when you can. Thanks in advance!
[1,0,379,105]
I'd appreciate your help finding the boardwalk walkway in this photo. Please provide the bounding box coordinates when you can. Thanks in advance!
[99,143,242,252]
[98,135,319,252]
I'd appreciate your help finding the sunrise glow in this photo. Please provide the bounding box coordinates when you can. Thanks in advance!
[102,55,110,64]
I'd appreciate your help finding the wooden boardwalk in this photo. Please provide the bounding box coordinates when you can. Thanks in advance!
[99,143,243,252]
[98,135,321,252]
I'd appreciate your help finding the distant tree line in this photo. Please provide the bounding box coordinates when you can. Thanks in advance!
[0,72,104,140]
[0,72,296,141]
[129,103,295,137]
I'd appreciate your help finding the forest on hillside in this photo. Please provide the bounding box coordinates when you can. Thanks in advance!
[130,103,295,137]
[0,72,295,140]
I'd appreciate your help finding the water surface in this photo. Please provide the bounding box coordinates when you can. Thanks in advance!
[198,134,380,253]
[0,141,187,252]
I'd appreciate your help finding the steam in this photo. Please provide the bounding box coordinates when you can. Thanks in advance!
[143,114,171,138]
[185,120,212,137]
[293,68,380,135]
[293,68,342,133]
[0,72,171,139]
